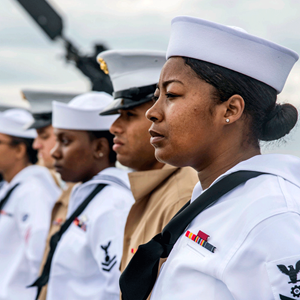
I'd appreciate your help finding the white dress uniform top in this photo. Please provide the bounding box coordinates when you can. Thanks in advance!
[46,92,134,300]
[47,168,134,300]
[150,154,300,300]
[0,109,61,300]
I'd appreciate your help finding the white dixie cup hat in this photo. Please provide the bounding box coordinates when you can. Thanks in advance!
[166,16,299,94]
[0,108,37,139]
[52,91,118,130]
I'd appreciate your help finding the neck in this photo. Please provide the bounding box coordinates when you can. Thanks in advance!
[135,160,165,172]
[3,161,30,183]
[81,160,113,183]
[197,145,260,190]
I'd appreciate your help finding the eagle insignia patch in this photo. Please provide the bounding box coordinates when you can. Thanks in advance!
[101,241,117,272]
[266,257,300,299]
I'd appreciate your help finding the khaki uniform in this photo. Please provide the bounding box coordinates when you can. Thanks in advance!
[121,164,198,272]
[38,181,76,300]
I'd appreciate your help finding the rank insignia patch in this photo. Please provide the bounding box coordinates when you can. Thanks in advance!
[73,215,88,232]
[185,230,216,253]
[266,256,300,299]
[101,241,117,272]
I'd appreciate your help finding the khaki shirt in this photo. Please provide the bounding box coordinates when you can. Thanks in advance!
[121,164,198,272]
[38,182,75,300]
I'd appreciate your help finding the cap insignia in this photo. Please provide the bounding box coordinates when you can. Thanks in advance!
[97,57,109,74]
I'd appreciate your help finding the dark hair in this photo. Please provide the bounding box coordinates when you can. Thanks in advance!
[183,57,298,144]
[87,130,117,164]
[10,137,38,164]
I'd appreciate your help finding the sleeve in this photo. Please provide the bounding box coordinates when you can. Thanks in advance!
[16,182,54,278]
[222,212,300,300]
[88,186,132,300]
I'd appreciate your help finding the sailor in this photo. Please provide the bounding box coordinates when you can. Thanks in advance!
[22,90,78,300]
[97,49,198,283]
[22,90,78,172]
[30,92,134,300]
[120,16,300,300]
[0,109,61,300]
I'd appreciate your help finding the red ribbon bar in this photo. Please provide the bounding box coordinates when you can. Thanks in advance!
[197,230,209,241]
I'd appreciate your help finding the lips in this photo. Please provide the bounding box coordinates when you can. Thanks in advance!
[113,137,125,152]
[54,164,63,172]
[149,128,165,145]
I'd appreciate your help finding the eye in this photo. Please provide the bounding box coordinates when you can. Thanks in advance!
[40,134,50,140]
[165,93,178,99]
[152,95,159,102]
[126,111,135,117]
[62,138,69,145]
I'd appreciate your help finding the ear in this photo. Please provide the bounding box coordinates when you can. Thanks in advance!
[92,137,110,160]
[15,143,27,161]
[219,94,245,124]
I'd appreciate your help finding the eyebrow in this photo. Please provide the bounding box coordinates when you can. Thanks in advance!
[156,79,184,89]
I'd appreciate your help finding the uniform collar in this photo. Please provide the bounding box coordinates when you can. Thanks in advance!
[191,153,300,202]
[128,164,179,202]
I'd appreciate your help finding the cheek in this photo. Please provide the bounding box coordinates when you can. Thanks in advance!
[62,146,91,170]
[44,137,56,153]
[128,120,152,149]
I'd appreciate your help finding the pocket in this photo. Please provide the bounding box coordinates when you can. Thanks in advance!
[52,224,97,276]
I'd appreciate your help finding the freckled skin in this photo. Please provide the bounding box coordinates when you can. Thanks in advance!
[110,102,164,171]
[146,57,221,170]
[146,57,260,189]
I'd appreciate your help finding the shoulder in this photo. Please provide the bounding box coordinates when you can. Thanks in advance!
[83,182,133,216]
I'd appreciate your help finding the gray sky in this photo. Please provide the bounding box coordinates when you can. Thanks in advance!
[1,0,300,155]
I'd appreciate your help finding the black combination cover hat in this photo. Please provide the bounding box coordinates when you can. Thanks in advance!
[96,50,166,116]
[22,90,79,129]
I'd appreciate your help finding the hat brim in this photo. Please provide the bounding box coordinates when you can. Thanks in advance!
[99,97,152,116]
[26,119,52,130]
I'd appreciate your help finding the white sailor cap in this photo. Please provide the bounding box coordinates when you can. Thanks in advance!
[52,92,118,131]
[97,50,166,115]
[167,16,299,93]
[22,90,79,129]
[0,109,37,139]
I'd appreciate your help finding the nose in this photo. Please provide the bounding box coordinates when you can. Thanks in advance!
[32,137,42,150]
[109,116,123,135]
[146,100,163,123]
[50,142,61,160]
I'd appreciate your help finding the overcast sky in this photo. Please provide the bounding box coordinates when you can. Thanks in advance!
[1,0,300,155]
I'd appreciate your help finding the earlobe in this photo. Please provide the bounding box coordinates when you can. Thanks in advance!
[224,95,245,123]
[94,138,109,160]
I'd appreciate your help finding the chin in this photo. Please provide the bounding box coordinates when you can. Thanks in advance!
[154,148,187,168]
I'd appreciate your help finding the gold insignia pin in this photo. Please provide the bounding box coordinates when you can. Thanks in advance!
[97,57,109,74]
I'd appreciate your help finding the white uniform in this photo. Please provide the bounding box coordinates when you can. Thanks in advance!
[151,154,300,300]
[46,167,134,300]
[0,165,61,300]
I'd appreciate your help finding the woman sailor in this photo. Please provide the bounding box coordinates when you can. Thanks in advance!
[31,92,134,300]
[0,109,61,300]
[121,16,300,300]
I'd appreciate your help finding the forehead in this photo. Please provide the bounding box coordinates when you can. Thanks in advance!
[119,101,153,115]
[53,128,83,137]
[0,132,10,140]
[159,57,199,86]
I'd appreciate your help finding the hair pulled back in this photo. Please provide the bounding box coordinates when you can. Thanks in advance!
[87,130,117,164]
[10,137,38,164]
[183,57,298,143]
